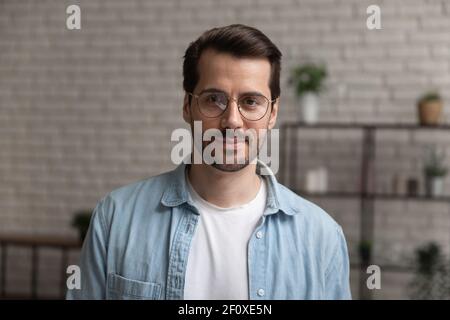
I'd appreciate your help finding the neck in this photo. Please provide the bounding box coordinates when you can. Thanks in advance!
[187,162,261,208]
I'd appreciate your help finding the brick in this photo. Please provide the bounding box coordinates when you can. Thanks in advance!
[343,46,386,59]
[406,60,449,73]
[409,32,450,44]
[362,60,404,72]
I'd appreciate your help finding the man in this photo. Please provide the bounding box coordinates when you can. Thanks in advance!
[67,24,351,300]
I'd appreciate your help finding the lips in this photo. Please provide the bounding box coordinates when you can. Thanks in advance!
[215,134,248,142]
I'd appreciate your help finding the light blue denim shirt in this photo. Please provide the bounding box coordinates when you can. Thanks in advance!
[66,160,351,300]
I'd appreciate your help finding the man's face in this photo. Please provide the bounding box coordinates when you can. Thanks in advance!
[183,48,279,172]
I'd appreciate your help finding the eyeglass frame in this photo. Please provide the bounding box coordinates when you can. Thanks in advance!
[187,91,277,121]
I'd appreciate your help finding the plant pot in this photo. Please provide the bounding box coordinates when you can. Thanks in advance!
[418,100,443,126]
[299,92,319,124]
[425,176,445,197]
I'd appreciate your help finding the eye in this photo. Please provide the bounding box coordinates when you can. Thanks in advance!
[205,93,226,105]
[207,94,218,102]
[241,96,263,108]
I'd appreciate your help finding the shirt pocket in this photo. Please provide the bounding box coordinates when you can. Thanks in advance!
[107,273,162,300]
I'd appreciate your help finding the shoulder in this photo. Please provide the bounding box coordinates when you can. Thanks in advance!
[94,168,176,224]
[276,182,341,231]
[109,169,174,203]
[276,183,349,273]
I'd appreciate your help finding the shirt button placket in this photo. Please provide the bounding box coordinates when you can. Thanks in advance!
[253,228,265,299]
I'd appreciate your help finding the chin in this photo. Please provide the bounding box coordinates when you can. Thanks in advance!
[211,162,249,172]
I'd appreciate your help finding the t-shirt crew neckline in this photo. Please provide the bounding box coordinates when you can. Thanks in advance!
[185,170,265,213]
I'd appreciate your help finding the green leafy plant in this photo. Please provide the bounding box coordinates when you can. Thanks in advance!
[423,146,448,177]
[408,242,450,299]
[288,63,327,98]
[358,240,372,264]
[417,91,442,106]
[71,210,93,242]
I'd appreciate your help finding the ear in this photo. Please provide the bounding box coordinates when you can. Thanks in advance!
[267,97,279,129]
[182,93,192,124]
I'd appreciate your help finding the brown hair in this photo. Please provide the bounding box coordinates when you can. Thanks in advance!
[183,24,282,106]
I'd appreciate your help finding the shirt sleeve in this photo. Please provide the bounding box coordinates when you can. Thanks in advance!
[66,197,109,299]
[324,225,352,300]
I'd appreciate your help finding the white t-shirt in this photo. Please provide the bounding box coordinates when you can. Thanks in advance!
[183,172,267,300]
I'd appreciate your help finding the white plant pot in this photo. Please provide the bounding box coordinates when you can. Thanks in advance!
[305,167,328,193]
[426,176,445,197]
[299,92,319,124]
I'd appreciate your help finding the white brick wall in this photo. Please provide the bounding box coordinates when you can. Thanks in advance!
[1,0,450,299]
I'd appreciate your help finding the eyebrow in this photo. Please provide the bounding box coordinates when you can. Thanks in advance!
[198,88,266,97]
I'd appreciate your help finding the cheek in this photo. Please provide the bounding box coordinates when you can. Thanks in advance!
[244,126,266,146]
[201,120,222,132]
[248,123,268,135]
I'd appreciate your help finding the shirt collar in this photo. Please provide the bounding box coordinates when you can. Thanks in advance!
[161,159,302,216]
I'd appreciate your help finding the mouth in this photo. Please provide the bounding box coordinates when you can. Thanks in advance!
[206,137,245,153]
[214,136,247,147]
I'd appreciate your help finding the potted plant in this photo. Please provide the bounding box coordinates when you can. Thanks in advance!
[408,242,450,299]
[71,210,93,242]
[289,62,327,124]
[423,146,447,197]
[417,91,443,126]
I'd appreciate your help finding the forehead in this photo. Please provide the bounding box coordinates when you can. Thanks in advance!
[195,48,271,95]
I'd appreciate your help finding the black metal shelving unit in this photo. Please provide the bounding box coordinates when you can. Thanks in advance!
[279,121,450,299]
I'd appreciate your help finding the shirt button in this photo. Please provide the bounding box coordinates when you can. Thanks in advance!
[257,288,265,297]
[256,231,263,239]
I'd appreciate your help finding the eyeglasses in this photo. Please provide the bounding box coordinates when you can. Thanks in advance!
[188,91,276,121]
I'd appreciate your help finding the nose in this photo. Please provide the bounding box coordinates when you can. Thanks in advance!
[220,98,244,129]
